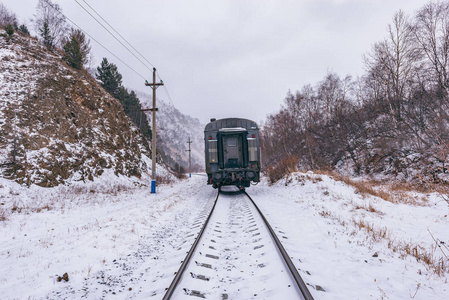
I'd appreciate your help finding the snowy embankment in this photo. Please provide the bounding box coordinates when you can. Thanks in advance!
[0,171,448,299]
[0,172,216,299]
[248,172,448,300]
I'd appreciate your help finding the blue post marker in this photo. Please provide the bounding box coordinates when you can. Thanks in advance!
[151,180,156,193]
[189,173,191,178]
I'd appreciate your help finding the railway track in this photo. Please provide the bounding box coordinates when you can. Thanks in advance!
[162,188,314,299]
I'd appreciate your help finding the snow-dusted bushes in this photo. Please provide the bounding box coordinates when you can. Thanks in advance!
[265,155,299,184]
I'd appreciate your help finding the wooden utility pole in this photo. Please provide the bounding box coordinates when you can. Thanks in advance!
[186,137,192,178]
[144,68,164,193]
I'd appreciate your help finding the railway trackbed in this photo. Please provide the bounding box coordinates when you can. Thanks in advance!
[162,188,314,300]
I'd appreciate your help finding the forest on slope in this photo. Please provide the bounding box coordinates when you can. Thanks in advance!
[262,1,449,186]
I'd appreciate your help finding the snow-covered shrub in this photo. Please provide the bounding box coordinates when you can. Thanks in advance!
[265,155,298,184]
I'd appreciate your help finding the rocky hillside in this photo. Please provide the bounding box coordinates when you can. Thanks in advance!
[0,30,152,187]
[138,92,205,172]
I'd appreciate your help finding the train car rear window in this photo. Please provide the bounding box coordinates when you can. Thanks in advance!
[227,137,237,147]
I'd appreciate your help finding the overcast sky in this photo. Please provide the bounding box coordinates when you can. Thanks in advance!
[3,0,428,124]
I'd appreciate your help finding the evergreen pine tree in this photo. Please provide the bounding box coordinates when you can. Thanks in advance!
[5,23,14,38]
[40,22,54,49]
[19,24,30,35]
[69,29,91,66]
[96,58,123,98]
[96,58,152,139]
[63,36,83,69]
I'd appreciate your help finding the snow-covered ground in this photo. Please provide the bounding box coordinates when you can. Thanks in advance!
[0,172,448,299]
[248,173,449,299]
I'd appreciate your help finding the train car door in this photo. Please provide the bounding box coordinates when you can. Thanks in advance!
[223,134,243,168]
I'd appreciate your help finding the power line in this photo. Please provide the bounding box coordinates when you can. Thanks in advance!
[45,0,177,107]
[41,0,147,80]
[75,0,154,73]
[162,85,175,106]
[80,0,156,71]
[77,0,176,106]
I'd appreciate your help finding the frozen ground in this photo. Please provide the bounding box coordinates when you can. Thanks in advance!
[0,172,448,299]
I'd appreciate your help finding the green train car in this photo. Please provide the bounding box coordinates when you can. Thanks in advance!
[204,118,261,190]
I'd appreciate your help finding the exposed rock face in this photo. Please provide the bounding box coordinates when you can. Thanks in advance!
[138,91,205,172]
[0,30,150,187]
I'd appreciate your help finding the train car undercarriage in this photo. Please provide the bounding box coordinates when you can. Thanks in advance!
[208,168,259,190]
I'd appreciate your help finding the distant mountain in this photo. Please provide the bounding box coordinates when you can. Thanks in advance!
[137,91,205,172]
[0,30,154,186]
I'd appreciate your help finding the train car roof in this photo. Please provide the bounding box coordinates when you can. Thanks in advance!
[205,118,258,132]
[218,127,247,131]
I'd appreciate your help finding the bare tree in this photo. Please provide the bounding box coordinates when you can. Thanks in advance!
[317,72,353,120]
[365,10,419,121]
[413,1,449,98]
[0,3,18,28]
[33,0,68,49]
[300,84,320,128]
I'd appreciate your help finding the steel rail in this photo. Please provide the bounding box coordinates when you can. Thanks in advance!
[244,191,315,300]
[162,191,220,300]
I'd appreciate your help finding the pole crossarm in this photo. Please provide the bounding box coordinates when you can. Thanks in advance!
[145,81,164,87]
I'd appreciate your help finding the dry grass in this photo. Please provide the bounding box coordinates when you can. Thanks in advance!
[428,184,449,206]
[0,206,8,221]
[34,204,52,213]
[266,155,299,184]
[333,174,393,201]
[317,209,347,226]
[353,218,389,241]
[317,171,429,206]
[1,179,156,219]
[11,201,23,213]
[10,199,54,214]
[391,239,448,276]
[319,210,332,218]
[158,174,175,185]
[308,170,447,276]
[294,173,323,185]
[352,201,383,214]
[353,218,448,276]
[317,204,448,276]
